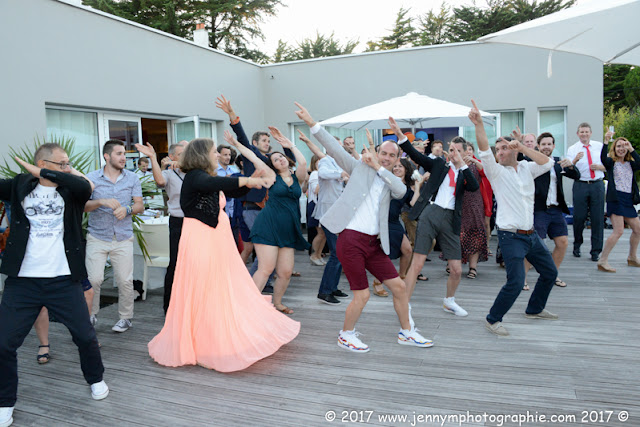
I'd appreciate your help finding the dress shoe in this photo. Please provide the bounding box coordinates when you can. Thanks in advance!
[331,289,349,298]
[591,253,600,262]
[573,249,581,258]
[317,293,341,305]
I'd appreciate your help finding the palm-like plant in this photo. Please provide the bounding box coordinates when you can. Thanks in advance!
[0,135,152,260]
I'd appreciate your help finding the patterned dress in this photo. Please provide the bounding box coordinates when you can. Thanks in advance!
[460,163,488,264]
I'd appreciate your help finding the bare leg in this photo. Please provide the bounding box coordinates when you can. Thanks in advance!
[34,307,49,358]
[273,248,295,311]
[383,277,410,330]
[84,288,94,315]
[485,216,492,250]
[625,217,640,259]
[241,241,254,264]
[398,235,413,277]
[551,235,569,268]
[252,243,278,291]
[599,214,624,265]
[404,252,428,300]
[343,289,370,331]
[446,259,462,298]
[468,252,479,271]
[310,226,326,261]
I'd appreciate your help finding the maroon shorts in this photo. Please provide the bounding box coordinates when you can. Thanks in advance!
[336,229,399,291]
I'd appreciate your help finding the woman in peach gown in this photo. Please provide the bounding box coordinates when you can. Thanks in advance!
[148,135,300,372]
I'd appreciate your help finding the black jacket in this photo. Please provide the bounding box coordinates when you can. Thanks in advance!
[601,142,640,205]
[400,140,479,234]
[534,157,580,214]
[0,169,92,281]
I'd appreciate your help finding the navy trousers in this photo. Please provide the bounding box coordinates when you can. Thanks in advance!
[0,276,104,407]
[572,180,605,256]
[164,216,183,314]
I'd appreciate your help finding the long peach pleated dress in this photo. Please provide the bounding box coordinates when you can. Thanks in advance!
[148,194,300,372]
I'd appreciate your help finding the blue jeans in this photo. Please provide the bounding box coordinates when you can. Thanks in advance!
[487,230,558,324]
[318,225,342,295]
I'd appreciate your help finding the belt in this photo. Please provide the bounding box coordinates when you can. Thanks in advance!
[243,202,262,211]
[499,228,535,235]
[579,179,603,184]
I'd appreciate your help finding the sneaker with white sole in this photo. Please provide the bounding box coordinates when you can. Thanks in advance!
[337,329,370,353]
[525,309,558,320]
[90,380,109,400]
[89,315,97,327]
[0,407,13,427]
[443,297,468,317]
[111,319,132,332]
[408,303,415,329]
[485,320,509,336]
[398,328,434,347]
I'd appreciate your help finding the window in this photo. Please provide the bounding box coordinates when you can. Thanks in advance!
[462,110,523,146]
[46,109,100,168]
[539,108,567,157]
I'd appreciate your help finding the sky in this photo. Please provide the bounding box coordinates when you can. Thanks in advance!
[251,0,589,56]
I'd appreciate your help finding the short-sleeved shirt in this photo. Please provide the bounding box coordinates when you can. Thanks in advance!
[160,168,185,217]
[86,168,143,241]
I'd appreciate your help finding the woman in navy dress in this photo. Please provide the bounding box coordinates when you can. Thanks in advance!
[597,136,640,272]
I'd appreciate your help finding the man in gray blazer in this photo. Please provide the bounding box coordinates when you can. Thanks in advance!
[295,103,434,353]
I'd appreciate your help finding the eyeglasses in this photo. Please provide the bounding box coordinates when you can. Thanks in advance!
[44,160,73,169]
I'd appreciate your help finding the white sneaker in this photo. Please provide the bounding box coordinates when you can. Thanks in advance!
[90,380,109,400]
[89,315,97,327]
[408,303,415,329]
[0,407,13,427]
[443,297,468,317]
[398,328,434,348]
[337,330,370,353]
[112,319,132,332]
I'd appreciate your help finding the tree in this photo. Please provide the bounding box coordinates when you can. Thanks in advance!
[273,33,358,63]
[366,7,417,52]
[447,0,518,43]
[414,3,453,46]
[82,0,280,63]
[623,67,640,111]
[604,64,633,112]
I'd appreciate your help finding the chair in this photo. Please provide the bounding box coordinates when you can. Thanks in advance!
[139,222,170,300]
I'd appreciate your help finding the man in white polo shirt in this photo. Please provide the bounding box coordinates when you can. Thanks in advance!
[469,100,559,337]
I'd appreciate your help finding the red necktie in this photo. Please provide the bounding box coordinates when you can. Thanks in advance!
[585,145,595,179]
[448,167,456,195]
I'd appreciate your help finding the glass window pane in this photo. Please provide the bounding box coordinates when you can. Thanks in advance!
[500,111,524,137]
[540,109,566,157]
[293,124,314,164]
[175,121,196,142]
[107,120,139,152]
[46,109,100,170]
[199,122,213,139]
[462,121,497,146]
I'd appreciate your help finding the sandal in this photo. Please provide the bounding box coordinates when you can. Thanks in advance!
[445,267,450,275]
[522,282,530,291]
[291,271,301,277]
[467,268,477,279]
[554,278,567,287]
[37,345,50,364]
[372,280,389,297]
[417,273,428,281]
[275,304,294,315]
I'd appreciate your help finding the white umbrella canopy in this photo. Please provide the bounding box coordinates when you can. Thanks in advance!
[319,92,496,131]
[478,0,640,66]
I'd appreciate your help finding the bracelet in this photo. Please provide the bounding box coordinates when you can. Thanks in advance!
[230,116,240,125]
[126,205,132,215]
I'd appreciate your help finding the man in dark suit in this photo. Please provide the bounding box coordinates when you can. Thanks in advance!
[393,119,479,321]
[524,132,580,289]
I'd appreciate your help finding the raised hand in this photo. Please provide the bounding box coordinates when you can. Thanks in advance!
[365,128,375,152]
[511,125,523,142]
[134,142,156,158]
[625,139,634,152]
[463,155,476,166]
[361,145,380,170]
[215,95,234,115]
[449,145,464,168]
[388,117,403,138]
[605,129,615,142]
[267,126,294,149]
[224,130,240,147]
[297,129,311,144]
[468,100,482,125]
[573,152,584,164]
[15,157,41,178]
[559,158,573,168]
[504,137,524,152]
[294,102,315,127]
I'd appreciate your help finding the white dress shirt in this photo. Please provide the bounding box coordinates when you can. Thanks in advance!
[433,163,468,210]
[478,149,553,231]
[566,140,605,181]
[345,169,386,236]
[308,170,319,204]
[546,164,558,207]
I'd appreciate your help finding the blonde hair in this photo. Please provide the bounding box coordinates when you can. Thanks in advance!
[608,137,633,162]
[179,138,216,175]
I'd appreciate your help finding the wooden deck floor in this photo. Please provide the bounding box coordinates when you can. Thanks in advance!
[5,229,639,426]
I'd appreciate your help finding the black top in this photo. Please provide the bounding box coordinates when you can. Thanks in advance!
[230,121,294,204]
[0,169,92,281]
[180,169,250,228]
[601,142,640,204]
[400,140,479,234]
[534,157,580,214]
